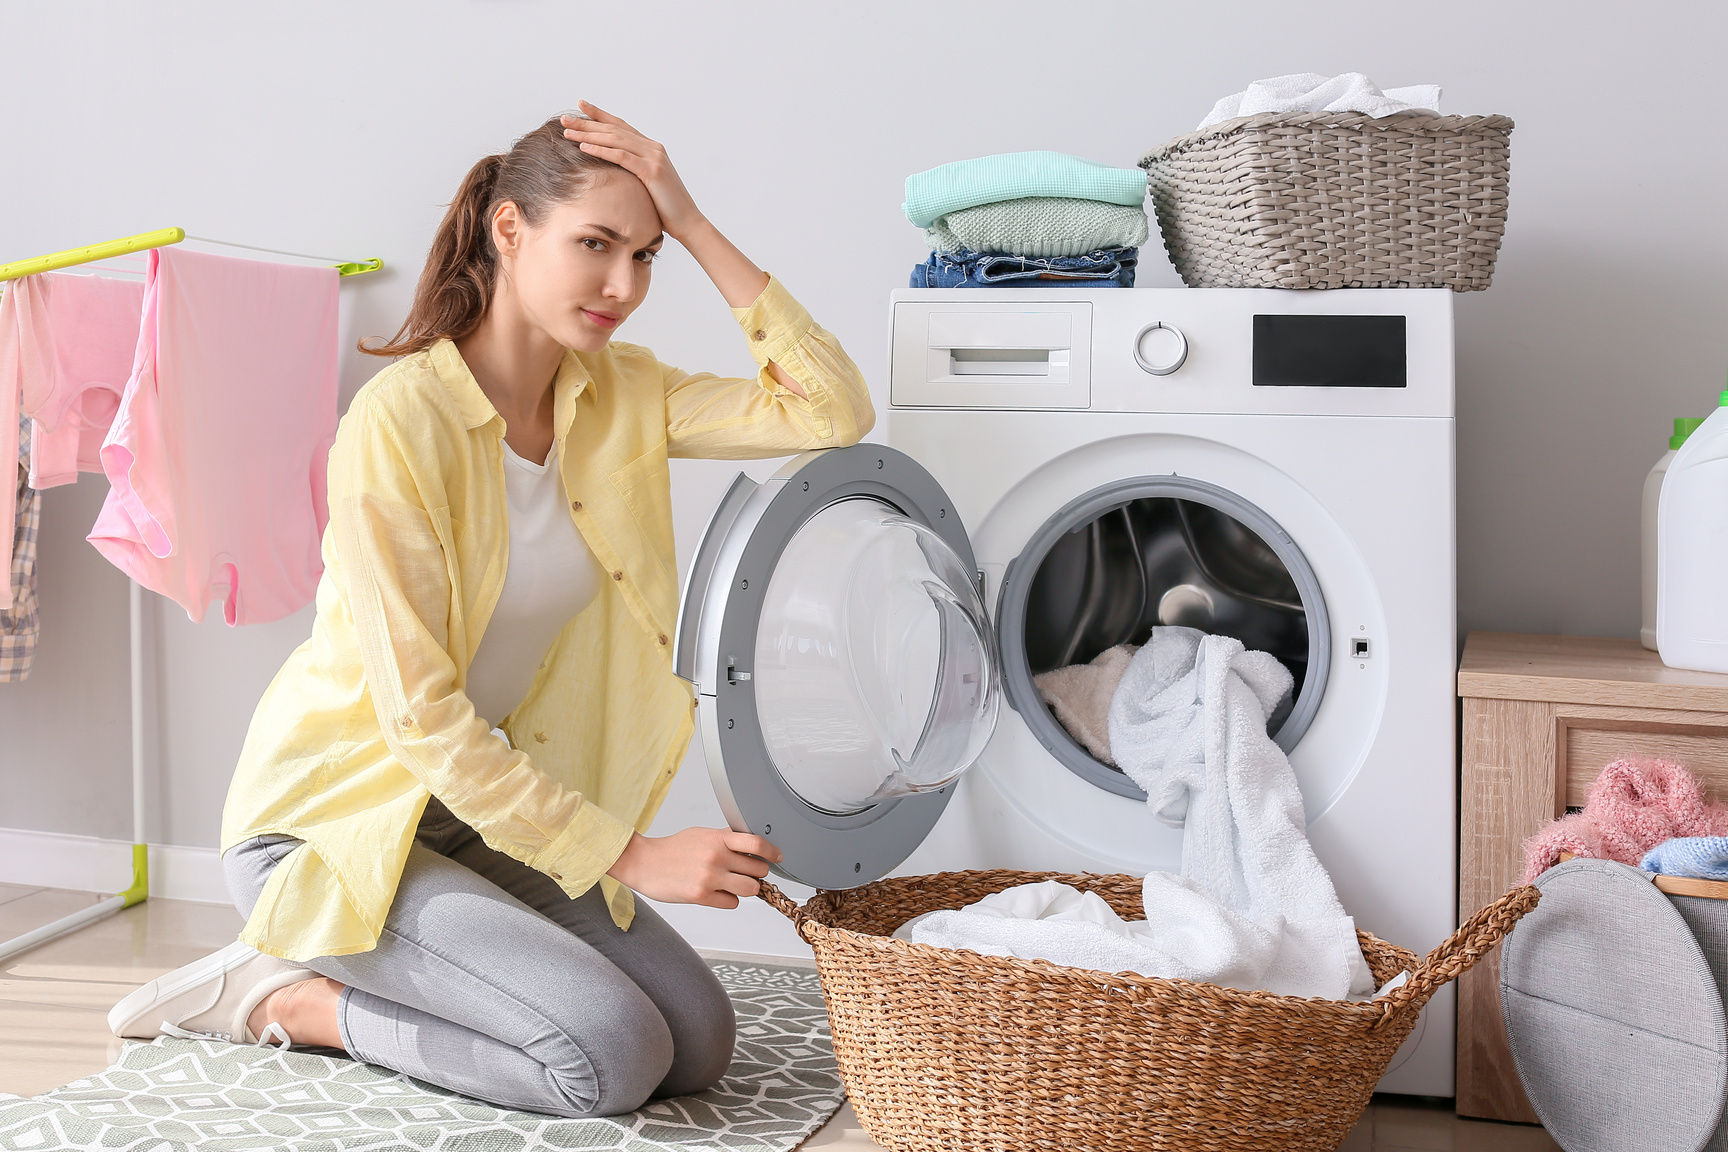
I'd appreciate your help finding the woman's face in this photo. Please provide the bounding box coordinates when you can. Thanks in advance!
[494,170,664,353]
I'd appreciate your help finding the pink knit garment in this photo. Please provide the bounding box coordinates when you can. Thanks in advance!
[1522,758,1728,883]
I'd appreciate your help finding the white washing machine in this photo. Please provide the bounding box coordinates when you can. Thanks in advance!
[674,287,1457,1096]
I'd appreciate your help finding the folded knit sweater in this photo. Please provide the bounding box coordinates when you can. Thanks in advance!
[903,151,1147,228]
[925,196,1151,259]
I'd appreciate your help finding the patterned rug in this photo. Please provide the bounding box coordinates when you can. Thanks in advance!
[0,961,843,1152]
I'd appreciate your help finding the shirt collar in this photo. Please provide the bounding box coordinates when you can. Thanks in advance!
[430,338,594,434]
[551,351,593,438]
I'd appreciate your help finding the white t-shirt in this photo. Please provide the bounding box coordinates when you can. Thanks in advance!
[463,440,604,725]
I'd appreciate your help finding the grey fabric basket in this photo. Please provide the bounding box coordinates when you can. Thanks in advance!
[1137,111,1513,291]
[1501,858,1728,1152]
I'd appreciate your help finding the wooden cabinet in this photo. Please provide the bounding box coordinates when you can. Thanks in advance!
[1456,632,1728,1121]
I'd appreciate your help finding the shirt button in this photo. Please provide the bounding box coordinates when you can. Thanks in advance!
[657,634,668,645]
[753,329,767,342]
[570,500,582,512]
[397,715,413,729]
[612,570,624,581]
[549,871,563,881]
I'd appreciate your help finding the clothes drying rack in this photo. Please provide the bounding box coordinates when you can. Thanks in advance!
[0,227,380,962]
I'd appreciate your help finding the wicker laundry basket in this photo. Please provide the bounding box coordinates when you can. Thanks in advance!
[763,870,1538,1152]
[1138,111,1514,291]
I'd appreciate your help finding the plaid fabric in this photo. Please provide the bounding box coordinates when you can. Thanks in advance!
[1,412,40,681]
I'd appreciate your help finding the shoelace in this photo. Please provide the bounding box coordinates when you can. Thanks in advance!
[159,1020,293,1051]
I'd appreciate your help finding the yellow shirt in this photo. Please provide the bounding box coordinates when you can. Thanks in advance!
[221,276,873,961]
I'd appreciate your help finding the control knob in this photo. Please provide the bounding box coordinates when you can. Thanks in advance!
[1133,322,1188,376]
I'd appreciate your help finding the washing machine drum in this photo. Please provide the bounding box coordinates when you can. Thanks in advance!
[996,475,1330,800]
[674,445,1329,889]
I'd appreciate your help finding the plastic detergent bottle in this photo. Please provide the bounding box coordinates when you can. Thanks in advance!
[1643,416,1708,649]
[1658,388,1728,671]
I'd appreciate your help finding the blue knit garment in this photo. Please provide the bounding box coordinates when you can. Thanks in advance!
[1641,836,1728,881]
[903,152,1147,229]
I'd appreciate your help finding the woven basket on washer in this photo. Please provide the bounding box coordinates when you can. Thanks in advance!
[763,870,1538,1152]
[1137,111,1514,291]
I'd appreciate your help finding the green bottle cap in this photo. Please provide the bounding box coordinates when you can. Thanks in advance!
[1674,417,1708,450]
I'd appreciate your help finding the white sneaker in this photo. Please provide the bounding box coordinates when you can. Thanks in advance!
[106,940,318,1048]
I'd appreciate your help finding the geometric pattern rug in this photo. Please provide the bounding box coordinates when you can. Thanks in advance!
[0,961,843,1152]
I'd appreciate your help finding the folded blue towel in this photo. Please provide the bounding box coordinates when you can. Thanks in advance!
[1641,836,1728,881]
[903,152,1147,229]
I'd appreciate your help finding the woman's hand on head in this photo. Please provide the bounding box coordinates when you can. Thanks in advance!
[564,102,772,311]
[562,102,705,241]
[604,827,783,908]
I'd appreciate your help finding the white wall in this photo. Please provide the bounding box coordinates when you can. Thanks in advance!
[2,1,1724,886]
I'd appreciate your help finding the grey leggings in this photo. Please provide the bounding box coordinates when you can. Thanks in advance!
[223,798,734,1118]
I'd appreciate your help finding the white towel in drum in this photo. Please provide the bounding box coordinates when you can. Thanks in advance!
[1197,72,1441,131]
[1105,627,1374,999]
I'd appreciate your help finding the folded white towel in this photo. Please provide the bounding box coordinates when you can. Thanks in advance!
[1197,72,1441,131]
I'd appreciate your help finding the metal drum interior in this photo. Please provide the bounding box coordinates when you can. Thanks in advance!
[997,477,1330,799]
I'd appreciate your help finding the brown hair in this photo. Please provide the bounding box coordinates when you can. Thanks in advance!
[362,116,623,357]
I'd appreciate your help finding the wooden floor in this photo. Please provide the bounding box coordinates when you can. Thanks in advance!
[0,885,1560,1150]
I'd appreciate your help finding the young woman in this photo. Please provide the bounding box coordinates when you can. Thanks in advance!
[106,105,873,1118]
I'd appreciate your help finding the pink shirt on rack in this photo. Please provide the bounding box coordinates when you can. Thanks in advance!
[6,272,144,489]
[87,247,339,625]
[0,271,144,608]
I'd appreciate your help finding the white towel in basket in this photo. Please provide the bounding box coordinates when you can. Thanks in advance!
[901,629,1374,999]
[1197,72,1441,131]
[1108,627,1375,999]
[898,876,1310,990]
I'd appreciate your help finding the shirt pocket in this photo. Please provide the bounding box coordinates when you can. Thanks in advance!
[609,440,675,585]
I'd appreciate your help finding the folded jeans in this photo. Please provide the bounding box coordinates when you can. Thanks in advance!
[909,247,1138,288]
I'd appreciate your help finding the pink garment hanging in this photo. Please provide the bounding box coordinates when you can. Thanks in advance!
[0,272,144,607]
[87,247,339,625]
[31,410,118,490]
[19,273,143,490]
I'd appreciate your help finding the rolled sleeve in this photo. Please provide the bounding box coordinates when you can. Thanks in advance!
[535,806,637,895]
[663,275,875,460]
[732,275,815,368]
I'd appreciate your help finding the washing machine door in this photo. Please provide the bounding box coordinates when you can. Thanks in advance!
[674,444,1001,890]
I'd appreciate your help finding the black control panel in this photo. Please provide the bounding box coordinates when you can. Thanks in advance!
[1252,314,1407,388]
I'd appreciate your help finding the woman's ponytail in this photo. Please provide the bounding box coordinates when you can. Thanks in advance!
[362,155,503,357]
[362,117,622,359]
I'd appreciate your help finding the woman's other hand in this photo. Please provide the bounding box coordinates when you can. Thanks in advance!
[605,827,784,908]
[562,102,705,240]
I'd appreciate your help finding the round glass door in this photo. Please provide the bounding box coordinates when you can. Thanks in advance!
[675,444,1000,889]
[754,499,999,815]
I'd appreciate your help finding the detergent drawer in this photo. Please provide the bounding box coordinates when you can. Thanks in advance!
[890,299,1092,409]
